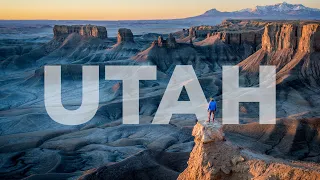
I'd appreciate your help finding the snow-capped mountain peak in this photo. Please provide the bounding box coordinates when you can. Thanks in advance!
[199,2,320,19]
[238,2,320,14]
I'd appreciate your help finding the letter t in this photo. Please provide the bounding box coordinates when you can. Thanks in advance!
[105,66,156,124]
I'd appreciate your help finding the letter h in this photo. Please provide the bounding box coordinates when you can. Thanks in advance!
[222,66,276,124]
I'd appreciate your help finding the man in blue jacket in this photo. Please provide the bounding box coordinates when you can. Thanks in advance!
[207,97,217,123]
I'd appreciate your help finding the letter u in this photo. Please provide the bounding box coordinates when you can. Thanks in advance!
[44,66,99,125]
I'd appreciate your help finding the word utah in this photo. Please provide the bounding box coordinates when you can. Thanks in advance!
[44,65,276,125]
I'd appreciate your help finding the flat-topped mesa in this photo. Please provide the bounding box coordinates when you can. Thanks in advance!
[189,25,216,38]
[152,34,177,48]
[117,28,134,43]
[53,25,107,39]
[188,20,267,39]
[188,26,263,48]
[262,22,320,53]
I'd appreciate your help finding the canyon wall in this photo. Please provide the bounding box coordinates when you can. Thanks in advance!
[53,25,107,39]
[188,20,267,48]
[262,22,320,52]
[188,27,263,50]
[212,30,263,47]
[239,21,320,82]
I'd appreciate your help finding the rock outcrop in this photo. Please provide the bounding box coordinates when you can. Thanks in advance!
[179,123,320,180]
[189,25,217,38]
[239,21,320,84]
[262,23,320,52]
[53,25,107,39]
[188,19,267,39]
[117,28,134,43]
[105,28,140,60]
[210,30,263,47]
[152,34,177,48]
[180,20,266,53]
[223,119,320,163]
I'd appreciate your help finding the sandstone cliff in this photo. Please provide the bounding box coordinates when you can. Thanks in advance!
[179,123,320,180]
[187,20,266,47]
[133,29,256,73]
[53,25,107,39]
[239,22,320,83]
[209,30,263,48]
[106,28,140,60]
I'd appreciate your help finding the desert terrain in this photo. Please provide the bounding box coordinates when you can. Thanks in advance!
[1,2,320,180]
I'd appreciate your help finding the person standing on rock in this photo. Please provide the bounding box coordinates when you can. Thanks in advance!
[207,98,217,123]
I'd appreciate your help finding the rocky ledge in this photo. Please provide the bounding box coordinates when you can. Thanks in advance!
[53,25,107,39]
[178,122,320,180]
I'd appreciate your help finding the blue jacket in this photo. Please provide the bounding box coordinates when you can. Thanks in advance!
[208,101,217,111]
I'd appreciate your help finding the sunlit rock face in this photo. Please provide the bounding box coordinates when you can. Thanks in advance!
[262,23,320,52]
[53,25,108,39]
[178,123,320,180]
[239,22,320,85]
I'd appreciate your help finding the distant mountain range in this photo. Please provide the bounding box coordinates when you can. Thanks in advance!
[188,2,320,20]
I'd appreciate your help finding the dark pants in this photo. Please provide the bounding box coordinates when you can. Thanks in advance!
[208,110,215,122]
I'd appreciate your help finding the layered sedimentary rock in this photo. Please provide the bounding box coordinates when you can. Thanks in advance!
[179,123,320,180]
[133,39,201,72]
[117,28,134,43]
[133,28,258,73]
[53,25,107,39]
[179,22,320,179]
[182,20,265,55]
[210,30,263,47]
[223,119,320,163]
[188,19,267,40]
[262,23,320,52]
[189,25,217,38]
[239,21,320,84]
[2,19,320,179]
[106,28,140,60]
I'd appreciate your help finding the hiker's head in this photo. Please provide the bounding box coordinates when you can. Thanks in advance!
[210,97,214,101]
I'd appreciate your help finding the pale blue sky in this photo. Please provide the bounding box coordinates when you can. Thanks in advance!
[0,0,319,20]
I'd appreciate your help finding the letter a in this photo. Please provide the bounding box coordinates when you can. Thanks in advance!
[153,65,208,124]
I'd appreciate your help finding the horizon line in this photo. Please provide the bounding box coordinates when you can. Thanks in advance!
[1,2,319,22]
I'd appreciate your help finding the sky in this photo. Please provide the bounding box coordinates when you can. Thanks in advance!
[0,0,320,20]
